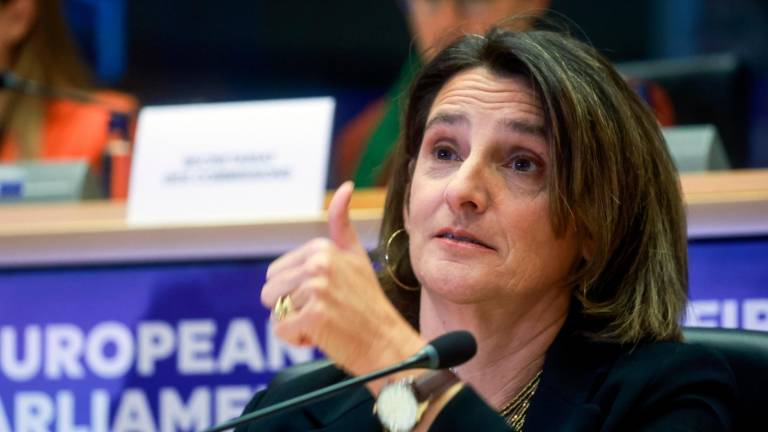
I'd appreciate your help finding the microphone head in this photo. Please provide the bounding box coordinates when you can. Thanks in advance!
[429,330,477,369]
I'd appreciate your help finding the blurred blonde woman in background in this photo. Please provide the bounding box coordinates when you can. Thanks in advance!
[0,0,135,171]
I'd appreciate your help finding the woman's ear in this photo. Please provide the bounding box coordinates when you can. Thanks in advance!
[581,232,595,262]
[402,159,417,231]
[402,190,410,232]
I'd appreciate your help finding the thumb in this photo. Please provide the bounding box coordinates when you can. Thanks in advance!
[328,181,364,254]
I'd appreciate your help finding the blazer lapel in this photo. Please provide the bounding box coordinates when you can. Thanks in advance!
[525,323,622,431]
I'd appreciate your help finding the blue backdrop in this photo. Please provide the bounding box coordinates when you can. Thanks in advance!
[0,260,315,431]
[685,236,768,330]
[0,235,766,431]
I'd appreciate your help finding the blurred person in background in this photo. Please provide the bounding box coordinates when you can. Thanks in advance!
[334,0,550,188]
[0,0,135,173]
[333,0,675,188]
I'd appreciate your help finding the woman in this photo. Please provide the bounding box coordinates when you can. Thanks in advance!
[0,0,135,171]
[243,28,735,431]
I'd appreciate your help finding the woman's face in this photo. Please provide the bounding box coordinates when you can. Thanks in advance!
[404,67,580,305]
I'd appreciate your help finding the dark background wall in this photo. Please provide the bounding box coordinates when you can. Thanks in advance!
[118,0,656,103]
[66,0,768,167]
[122,1,410,103]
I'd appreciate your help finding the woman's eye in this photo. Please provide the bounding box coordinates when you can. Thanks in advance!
[508,157,539,172]
[434,146,456,161]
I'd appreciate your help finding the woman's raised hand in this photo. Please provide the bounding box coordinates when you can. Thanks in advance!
[261,181,424,376]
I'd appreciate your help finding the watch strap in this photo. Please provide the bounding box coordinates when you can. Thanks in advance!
[412,369,459,402]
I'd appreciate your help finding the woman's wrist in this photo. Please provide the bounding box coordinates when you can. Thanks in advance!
[362,323,426,395]
[412,381,464,432]
[364,342,426,396]
[346,300,423,368]
[373,369,464,432]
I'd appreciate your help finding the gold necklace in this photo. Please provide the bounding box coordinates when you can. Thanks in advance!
[498,370,542,431]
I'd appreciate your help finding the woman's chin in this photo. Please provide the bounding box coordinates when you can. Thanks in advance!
[420,276,498,305]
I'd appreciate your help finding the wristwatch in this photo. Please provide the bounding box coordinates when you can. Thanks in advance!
[374,369,459,432]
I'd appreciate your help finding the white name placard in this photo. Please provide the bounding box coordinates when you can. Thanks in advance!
[127,97,335,225]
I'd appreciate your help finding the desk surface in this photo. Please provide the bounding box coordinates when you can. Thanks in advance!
[1,170,766,267]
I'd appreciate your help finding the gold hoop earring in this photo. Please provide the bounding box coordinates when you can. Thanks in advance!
[384,228,420,291]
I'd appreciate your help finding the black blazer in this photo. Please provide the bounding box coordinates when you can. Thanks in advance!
[235,323,736,431]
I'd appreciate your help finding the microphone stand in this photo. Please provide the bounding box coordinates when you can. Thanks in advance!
[1,71,93,103]
[0,71,129,112]
[201,358,421,432]
[200,330,475,432]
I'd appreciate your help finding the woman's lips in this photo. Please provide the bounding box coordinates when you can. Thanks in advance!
[435,229,494,250]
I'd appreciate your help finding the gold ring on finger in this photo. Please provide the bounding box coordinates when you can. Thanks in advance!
[273,295,295,321]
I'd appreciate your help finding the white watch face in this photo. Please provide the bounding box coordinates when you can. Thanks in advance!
[376,381,420,432]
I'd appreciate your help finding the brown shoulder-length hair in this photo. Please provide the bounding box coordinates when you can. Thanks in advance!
[1,0,92,157]
[378,27,688,345]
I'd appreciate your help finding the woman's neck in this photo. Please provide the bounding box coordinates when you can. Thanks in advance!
[419,288,570,409]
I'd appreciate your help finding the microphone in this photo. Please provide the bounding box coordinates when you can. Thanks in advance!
[201,330,477,432]
[1,71,94,103]
[404,329,476,369]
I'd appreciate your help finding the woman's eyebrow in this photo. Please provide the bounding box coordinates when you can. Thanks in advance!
[425,112,468,130]
[500,119,546,137]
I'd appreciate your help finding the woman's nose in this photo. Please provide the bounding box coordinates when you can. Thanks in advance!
[444,156,490,214]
